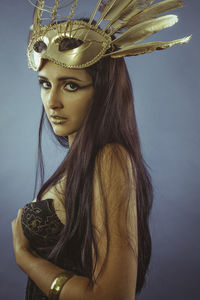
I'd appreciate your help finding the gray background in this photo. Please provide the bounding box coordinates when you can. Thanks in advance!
[0,1,199,299]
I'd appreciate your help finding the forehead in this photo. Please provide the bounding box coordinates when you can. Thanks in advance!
[38,60,92,82]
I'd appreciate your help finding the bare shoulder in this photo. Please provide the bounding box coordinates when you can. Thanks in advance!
[93,143,137,225]
[99,142,131,158]
[95,143,136,187]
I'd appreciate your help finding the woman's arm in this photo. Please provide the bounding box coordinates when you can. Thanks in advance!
[11,230,90,299]
[12,144,138,300]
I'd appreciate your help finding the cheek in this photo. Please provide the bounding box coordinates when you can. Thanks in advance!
[69,92,93,121]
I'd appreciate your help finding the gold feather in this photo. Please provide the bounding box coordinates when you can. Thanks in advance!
[115,0,184,29]
[96,0,118,26]
[108,35,192,57]
[101,0,133,21]
[103,0,139,32]
[97,0,139,27]
[115,0,155,20]
[104,0,154,31]
[113,14,179,47]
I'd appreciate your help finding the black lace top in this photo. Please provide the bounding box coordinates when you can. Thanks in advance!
[21,199,64,300]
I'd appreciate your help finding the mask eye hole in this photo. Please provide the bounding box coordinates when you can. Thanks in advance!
[33,41,47,53]
[58,38,83,52]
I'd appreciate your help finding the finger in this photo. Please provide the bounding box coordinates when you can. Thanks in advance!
[16,208,24,221]
[11,209,23,228]
[11,219,16,234]
[11,220,14,229]
[17,208,24,215]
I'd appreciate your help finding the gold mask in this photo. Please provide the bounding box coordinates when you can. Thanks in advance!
[27,0,191,71]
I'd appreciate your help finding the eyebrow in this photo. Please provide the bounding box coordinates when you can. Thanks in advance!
[38,75,84,82]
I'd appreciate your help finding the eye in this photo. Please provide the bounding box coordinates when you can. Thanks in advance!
[39,80,51,89]
[64,82,80,92]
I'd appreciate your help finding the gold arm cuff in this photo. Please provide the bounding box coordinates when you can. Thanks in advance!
[49,271,74,300]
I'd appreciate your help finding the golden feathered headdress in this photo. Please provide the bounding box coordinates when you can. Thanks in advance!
[27,0,191,70]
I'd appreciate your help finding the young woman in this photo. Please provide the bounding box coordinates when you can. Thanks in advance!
[11,1,190,299]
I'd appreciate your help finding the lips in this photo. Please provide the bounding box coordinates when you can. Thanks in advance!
[50,115,68,120]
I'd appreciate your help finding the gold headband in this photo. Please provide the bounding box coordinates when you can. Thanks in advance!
[27,0,191,70]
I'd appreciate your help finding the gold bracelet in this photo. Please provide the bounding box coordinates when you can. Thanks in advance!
[49,271,74,300]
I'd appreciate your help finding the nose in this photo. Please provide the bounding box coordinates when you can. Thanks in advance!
[46,86,64,109]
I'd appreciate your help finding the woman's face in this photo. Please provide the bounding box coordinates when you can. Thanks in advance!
[38,60,94,146]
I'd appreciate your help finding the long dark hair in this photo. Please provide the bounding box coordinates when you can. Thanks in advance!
[34,55,153,294]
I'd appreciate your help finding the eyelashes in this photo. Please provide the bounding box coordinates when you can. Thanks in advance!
[38,79,93,92]
[38,79,81,92]
[65,82,80,92]
[38,79,51,89]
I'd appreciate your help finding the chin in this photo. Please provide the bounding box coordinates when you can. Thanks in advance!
[54,131,68,137]
[52,125,78,138]
[52,127,69,137]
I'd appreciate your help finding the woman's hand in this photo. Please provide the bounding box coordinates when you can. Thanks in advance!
[11,208,31,265]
